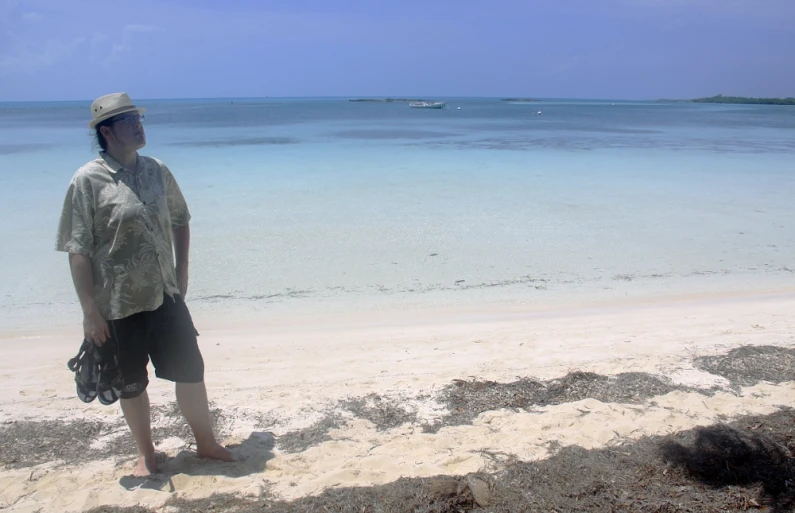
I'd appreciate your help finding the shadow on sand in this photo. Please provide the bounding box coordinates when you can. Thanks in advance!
[660,423,795,512]
[118,431,275,492]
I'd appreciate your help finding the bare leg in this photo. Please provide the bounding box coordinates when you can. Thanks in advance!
[120,391,158,476]
[175,381,236,461]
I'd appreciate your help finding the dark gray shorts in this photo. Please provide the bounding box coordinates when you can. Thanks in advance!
[101,294,204,399]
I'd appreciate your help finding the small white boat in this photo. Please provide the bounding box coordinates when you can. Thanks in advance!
[409,101,447,109]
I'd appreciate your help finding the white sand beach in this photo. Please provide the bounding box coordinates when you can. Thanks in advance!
[2,288,795,512]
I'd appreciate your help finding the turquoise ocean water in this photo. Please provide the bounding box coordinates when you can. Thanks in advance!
[1,98,794,331]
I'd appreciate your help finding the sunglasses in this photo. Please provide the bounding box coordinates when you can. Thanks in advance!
[113,114,145,126]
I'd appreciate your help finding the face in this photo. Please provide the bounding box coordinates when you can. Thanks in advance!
[102,112,146,151]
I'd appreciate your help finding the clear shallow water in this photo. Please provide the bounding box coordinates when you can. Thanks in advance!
[1,98,794,330]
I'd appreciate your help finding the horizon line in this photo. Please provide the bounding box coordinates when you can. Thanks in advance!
[0,94,718,104]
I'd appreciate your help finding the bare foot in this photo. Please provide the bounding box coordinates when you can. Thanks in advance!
[197,442,240,462]
[132,452,159,477]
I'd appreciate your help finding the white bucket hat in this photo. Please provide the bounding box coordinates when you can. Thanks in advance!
[88,92,146,128]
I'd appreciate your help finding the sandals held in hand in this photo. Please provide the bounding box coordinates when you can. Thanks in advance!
[67,338,123,405]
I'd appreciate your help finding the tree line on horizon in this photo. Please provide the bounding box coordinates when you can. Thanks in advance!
[693,94,795,106]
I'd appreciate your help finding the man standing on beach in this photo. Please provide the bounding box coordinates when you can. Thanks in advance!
[56,92,237,476]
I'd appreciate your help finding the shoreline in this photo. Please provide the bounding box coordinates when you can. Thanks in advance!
[5,284,794,340]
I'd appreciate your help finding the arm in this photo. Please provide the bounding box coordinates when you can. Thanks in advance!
[69,253,110,344]
[173,223,190,297]
[57,175,108,344]
[161,162,191,298]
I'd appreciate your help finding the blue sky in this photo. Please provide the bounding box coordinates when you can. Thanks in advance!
[1,0,793,101]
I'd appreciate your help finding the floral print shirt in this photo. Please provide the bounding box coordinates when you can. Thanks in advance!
[56,152,191,320]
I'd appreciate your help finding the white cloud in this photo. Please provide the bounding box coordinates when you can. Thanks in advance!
[21,11,41,22]
[0,1,85,73]
[621,0,795,19]
[91,24,159,68]
[560,0,795,23]
[1,0,21,15]
[125,24,157,33]
[539,56,580,77]
[0,0,160,74]
[0,36,85,71]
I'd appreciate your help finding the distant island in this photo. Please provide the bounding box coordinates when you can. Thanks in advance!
[349,98,428,103]
[658,94,795,106]
[500,98,541,102]
[693,94,795,105]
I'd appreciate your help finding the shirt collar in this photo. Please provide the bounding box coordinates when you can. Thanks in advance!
[99,151,137,174]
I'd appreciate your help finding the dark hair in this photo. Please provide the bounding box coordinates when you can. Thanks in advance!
[93,119,113,152]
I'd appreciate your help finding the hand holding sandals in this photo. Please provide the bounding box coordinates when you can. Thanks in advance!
[83,307,110,346]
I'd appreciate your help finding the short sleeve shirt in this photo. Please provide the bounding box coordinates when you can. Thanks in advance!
[56,152,191,320]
